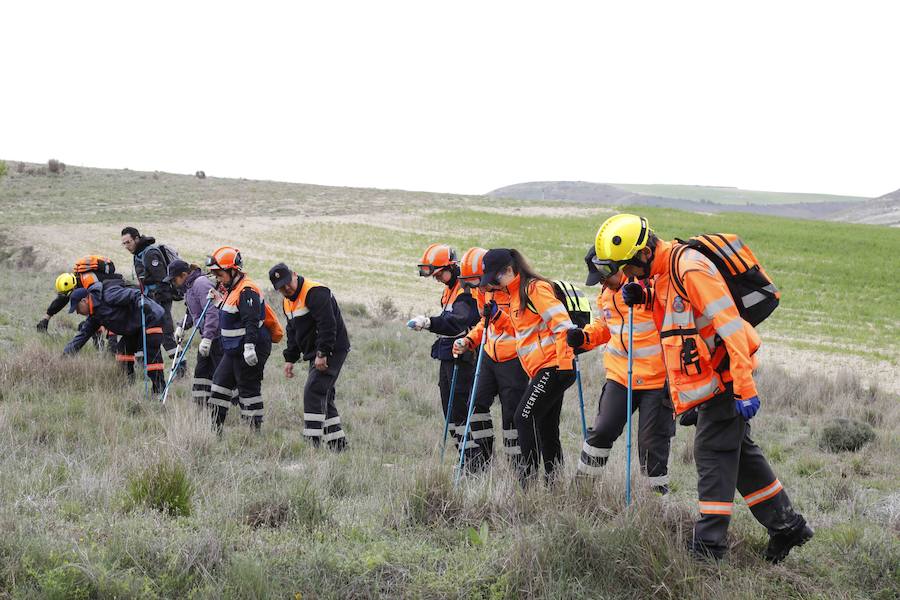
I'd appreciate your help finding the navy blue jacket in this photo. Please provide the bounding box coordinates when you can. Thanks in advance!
[428,277,478,361]
[64,281,164,354]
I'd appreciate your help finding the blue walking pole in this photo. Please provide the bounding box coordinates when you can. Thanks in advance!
[440,359,460,461]
[161,297,212,405]
[625,305,635,506]
[139,293,150,400]
[574,355,588,440]
[455,318,489,486]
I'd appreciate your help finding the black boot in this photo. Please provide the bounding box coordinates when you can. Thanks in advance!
[764,518,814,564]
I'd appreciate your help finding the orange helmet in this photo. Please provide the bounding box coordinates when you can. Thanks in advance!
[417,243,457,277]
[206,246,243,271]
[459,247,487,287]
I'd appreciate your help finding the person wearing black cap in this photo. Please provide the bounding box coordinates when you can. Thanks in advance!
[165,260,224,406]
[480,248,577,484]
[271,262,351,450]
[566,247,674,492]
[63,281,167,394]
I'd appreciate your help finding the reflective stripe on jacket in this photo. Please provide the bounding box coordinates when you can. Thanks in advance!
[218,276,265,351]
[581,286,666,389]
[465,288,518,362]
[650,240,760,414]
[495,275,575,379]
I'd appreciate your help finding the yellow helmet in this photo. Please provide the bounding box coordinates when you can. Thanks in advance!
[55,272,78,294]
[594,214,651,262]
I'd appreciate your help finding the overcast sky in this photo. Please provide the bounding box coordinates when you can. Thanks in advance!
[2,1,897,197]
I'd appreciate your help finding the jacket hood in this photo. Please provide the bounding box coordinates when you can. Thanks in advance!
[135,236,157,254]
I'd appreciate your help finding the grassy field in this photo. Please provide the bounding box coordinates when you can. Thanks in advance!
[610,183,870,206]
[0,165,898,598]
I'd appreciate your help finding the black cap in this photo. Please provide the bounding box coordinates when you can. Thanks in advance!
[481,249,513,286]
[163,259,191,283]
[584,246,603,287]
[69,288,89,312]
[269,262,293,290]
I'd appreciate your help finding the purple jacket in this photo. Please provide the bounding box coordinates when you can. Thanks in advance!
[182,269,220,340]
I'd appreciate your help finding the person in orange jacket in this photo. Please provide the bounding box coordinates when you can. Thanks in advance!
[481,248,576,484]
[408,244,482,467]
[593,214,812,563]
[566,247,674,493]
[453,248,529,467]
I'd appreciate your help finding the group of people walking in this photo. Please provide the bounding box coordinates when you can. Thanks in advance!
[38,214,814,565]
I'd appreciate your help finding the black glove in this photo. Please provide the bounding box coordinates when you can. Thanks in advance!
[621,282,646,307]
[36,318,50,332]
[679,408,698,427]
[566,328,586,348]
[483,300,498,322]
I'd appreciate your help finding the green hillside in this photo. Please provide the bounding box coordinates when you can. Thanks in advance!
[610,183,869,205]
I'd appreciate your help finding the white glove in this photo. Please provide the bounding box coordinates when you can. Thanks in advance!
[453,337,470,356]
[207,289,216,300]
[243,343,258,366]
[174,325,184,344]
[198,338,212,357]
[407,315,430,331]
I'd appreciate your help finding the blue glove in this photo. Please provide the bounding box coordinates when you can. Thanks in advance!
[483,300,498,321]
[621,282,646,307]
[735,395,760,420]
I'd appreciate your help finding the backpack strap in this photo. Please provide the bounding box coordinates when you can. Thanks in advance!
[669,243,690,301]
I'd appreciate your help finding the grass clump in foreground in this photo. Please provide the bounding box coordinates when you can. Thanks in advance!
[124,458,194,517]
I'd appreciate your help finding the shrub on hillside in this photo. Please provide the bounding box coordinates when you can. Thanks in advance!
[375,296,400,321]
[124,458,193,517]
[0,160,7,178]
[819,418,876,453]
[48,159,66,174]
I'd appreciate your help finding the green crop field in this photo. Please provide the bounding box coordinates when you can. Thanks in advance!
[0,165,897,598]
[610,183,870,206]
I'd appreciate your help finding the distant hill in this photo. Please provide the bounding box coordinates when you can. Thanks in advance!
[488,181,869,221]
[830,189,900,227]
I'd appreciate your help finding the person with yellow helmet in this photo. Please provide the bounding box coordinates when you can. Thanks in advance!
[205,246,280,431]
[566,246,674,493]
[454,247,529,467]
[37,256,120,333]
[408,243,481,467]
[593,213,812,563]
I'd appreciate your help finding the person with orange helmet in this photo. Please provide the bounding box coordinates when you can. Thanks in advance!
[593,213,812,563]
[205,246,274,431]
[408,244,481,467]
[566,246,674,493]
[454,247,529,466]
[480,249,577,485]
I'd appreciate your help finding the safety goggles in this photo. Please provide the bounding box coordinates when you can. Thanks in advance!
[459,276,482,289]
[417,264,446,277]
[590,256,626,281]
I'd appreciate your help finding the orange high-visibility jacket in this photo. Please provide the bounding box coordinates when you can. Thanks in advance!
[580,286,666,390]
[73,255,115,287]
[282,279,323,318]
[650,240,760,414]
[493,275,576,379]
[465,288,518,362]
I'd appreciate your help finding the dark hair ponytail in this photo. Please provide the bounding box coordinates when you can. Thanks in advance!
[508,249,551,307]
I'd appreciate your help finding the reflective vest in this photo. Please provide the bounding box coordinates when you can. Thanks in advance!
[499,275,575,379]
[282,279,323,319]
[218,276,266,351]
[435,280,469,340]
[651,241,761,414]
[582,286,665,389]
[465,288,518,362]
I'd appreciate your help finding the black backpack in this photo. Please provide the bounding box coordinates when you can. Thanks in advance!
[527,280,593,328]
[157,244,182,268]
[671,233,780,327]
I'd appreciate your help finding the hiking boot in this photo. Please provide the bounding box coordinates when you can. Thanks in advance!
[689,539,726,562]
[764,520,814,564]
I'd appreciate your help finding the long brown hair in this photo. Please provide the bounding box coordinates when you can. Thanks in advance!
[508,249,551,307]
